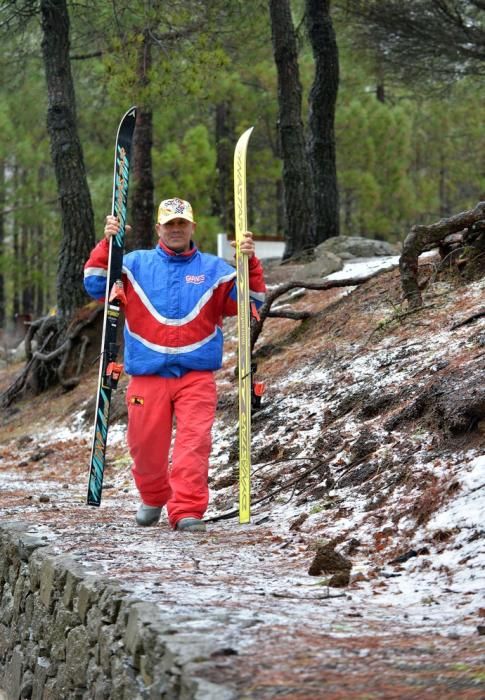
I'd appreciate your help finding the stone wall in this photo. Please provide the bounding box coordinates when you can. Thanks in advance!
[0,522,234,700]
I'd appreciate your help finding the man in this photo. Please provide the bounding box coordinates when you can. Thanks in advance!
[84,198,266,532]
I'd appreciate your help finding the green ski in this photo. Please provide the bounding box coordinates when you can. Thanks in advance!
[87,106,137,506]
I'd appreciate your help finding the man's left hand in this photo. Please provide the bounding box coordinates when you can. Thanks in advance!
[231,231,256,258]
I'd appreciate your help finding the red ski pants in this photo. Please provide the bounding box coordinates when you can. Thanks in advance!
[126,371,217,528]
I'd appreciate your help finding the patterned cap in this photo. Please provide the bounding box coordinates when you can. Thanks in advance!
[157,198,194,225]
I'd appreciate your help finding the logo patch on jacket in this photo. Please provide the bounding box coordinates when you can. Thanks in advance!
[130,396,144,406]
[185,274,205,285]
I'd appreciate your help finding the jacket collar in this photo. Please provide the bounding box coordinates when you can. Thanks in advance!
[157,240,198,260]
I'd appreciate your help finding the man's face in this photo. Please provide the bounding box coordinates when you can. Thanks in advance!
[157,217,196,253]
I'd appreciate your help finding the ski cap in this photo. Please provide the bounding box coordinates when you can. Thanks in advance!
[157,198,194,225]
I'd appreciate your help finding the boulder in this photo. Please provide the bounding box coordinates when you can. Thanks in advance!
[316,236,399,260]
[302,250,343,279]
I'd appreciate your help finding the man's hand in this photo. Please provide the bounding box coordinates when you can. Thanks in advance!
[104,215,132,240]
[230,231,256,258]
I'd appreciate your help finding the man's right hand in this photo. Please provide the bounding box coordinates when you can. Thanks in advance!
[104,215,132,239]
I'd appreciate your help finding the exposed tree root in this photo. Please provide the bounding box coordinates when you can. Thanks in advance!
[1,304,103,407]
[0,331,55,408]
[399,201,485,309]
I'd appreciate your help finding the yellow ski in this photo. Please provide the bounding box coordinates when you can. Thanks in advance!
[234,126,254,524]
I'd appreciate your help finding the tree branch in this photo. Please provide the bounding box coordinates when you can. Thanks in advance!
[267,309,314,321]
[451,309,485,330]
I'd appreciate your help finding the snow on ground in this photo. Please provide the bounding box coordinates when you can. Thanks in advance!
[0,252,484,697]
[207,257,485,638]
[326,255,400,280]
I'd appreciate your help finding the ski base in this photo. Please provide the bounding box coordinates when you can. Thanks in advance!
[87,106,136,507]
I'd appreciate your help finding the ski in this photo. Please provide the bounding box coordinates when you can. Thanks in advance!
[87,106,137,507]
[234,126,254,524]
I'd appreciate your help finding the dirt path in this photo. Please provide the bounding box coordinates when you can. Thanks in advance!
[1,264,484,698]
[1,467,483,699]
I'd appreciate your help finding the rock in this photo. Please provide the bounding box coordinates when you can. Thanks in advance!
[2,649,23,700]
[388,550,418,565]
[328,571,351,587]
[65,626,90,689]
[30,449,54,463]
[16,435,34,449]
[269,249,343,283]
[344,538,361,556]
[10,340,28,363]
[302,250,343,279]
[289,513,309,531]
[308,542,352,577]
[10,338,37,363]
[316,236,399,260]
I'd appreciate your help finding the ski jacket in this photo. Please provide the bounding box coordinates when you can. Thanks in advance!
[83,238,266,378]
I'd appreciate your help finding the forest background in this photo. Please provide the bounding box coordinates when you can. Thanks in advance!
[0,0,483,331]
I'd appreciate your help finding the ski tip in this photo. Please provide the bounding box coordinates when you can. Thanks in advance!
[124,106,137,120]
[115,106,138,141]
[236,126,254,148]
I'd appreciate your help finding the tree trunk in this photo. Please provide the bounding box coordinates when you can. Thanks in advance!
[214,101,235,236]
[12,164,20,319]
[20,221,33,315]
[35,166,46,317]
[269,0,315,259]
[343,187,353,235]
[130,30,154,251]
[276,179,285,236]
[375,50,386,103]
[305,0,340,244]
[40,0,95,325]
[439,150,449,218]
[0,160,5,328]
